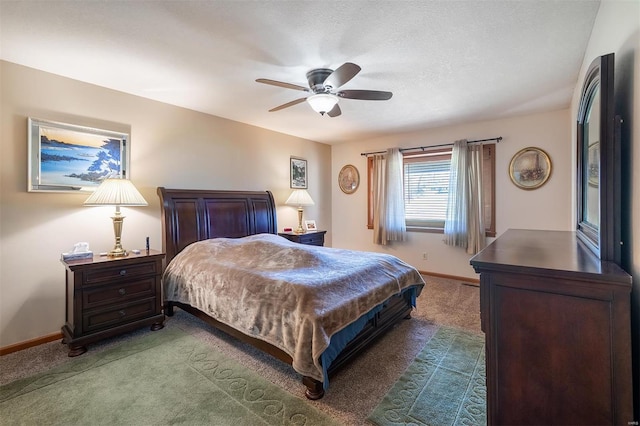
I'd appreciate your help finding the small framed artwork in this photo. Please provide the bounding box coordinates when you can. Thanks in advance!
[509,147,551,190]
[28,118,129,192]
[290,157,308,189]
[338,164,360,194]
[304,220,317,232]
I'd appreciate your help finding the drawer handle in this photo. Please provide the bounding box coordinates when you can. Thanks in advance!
[119,270,127,276]
[118,288,126,296]
[118,310,126,317]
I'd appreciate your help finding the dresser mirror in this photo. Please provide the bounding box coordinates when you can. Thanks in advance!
[576,52,620,262]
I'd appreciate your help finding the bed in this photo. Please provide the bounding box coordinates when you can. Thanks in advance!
[158,187,425,399]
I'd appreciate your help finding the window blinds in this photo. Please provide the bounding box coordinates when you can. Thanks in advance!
[404,155,452,227]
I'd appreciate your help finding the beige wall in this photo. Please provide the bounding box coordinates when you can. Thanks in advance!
[570,0,639,414]
[0,61,332,347]
[1,11,637,408]
[331,109,572,279]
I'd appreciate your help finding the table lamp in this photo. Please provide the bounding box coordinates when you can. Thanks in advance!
[84,178,148,257]
[285,189,315,234]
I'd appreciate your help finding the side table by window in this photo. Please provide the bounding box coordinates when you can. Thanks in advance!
[277,231,326,247]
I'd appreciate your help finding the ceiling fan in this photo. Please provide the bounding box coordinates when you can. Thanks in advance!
[256,62,392,117]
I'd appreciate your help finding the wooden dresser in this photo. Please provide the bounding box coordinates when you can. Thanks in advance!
[470,229,633,425]
[61,250,165,356]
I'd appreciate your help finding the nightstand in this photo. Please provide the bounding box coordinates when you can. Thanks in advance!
[278,231,326,246]
[61,250,165,356]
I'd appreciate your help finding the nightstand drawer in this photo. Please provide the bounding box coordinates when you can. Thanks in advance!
[84,261,157,285]
[301,233,324,246]
[83,298,157,334]
[82,278,156,309]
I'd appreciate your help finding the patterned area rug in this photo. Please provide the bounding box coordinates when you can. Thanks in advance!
[368,326,486,426]
[0,328,337,425]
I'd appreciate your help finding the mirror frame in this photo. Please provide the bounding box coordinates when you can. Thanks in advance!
[576,53,620,262]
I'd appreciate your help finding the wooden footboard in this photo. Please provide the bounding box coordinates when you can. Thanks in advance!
[166,289,413,399]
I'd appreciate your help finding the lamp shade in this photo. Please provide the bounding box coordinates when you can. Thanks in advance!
[307,93,339,114]
[84,178,148,206]
[285,189,315,207]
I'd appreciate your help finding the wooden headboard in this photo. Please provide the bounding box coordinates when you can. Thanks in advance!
[157,187,277,263]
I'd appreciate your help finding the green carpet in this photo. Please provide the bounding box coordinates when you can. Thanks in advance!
[368,326,486,426]
[0,328,338,425]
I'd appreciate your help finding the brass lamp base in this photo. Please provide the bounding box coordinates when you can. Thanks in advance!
[108,208,129,257]
[294,207,306,234]
[108,248,128,257]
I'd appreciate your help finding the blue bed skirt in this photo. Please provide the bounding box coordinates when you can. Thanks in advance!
[319,286,419,389]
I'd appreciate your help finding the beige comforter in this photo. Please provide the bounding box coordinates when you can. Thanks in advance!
[162,233,425,382]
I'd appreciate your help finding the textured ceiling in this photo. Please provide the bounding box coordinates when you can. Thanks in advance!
[0,1,600,144]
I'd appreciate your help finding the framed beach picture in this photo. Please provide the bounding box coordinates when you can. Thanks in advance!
[28,118,129,192]
[290,157,307,189]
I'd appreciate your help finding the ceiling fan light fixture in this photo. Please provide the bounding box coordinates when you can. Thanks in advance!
[257,63,391,116]
[307,93,339,115]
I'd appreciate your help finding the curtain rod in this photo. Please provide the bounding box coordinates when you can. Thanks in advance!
[360,136,503,156]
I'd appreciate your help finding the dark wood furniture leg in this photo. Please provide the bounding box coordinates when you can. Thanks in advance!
[151,322,164,331]
[302,376,324,400]
[67,344,87,357]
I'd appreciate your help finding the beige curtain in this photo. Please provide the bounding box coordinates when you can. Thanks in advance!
[444,140,468,248]
[373,148,407,245]
[466,144,486,254]
[444,140,486,254]
[372,154,386,244]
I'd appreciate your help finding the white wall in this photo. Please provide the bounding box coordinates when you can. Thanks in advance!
[570,0,639,415]
[0,61,332,347]
[331,109,571,279]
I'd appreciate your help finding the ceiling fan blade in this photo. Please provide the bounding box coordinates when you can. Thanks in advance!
[256,78,309,92]
[323,62,361,89]
[326,104,342,117]
[337,90,393,101]
[268,97,307,112]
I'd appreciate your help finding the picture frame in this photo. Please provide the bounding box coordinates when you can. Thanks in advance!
[508,147,551,190]
[304,219,317,232]
[290,157,307,189]
[338,164,360,194]
[587,141,599,187]
[28,118,129,192]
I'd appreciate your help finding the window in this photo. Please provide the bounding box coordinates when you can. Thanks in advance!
[404,150,451,228]
[367,144,495,236]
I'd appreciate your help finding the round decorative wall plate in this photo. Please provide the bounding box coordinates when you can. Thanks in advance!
[338,164,360,194]
[509,147,552,190]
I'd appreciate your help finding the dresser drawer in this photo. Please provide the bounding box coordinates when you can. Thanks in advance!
[83,261,158,285]
[83,298,157,334]
[82,278,156,310]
